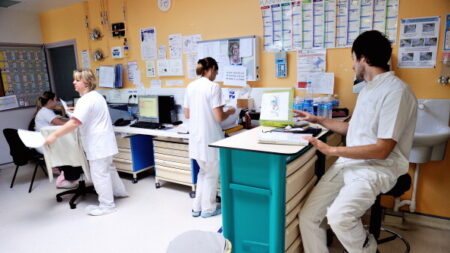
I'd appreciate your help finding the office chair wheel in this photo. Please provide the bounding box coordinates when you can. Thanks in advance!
[190,191,196,198]
[132,178,138,184]
[70,203,77,209]
[155,182,161,188]
[56,196,63,202]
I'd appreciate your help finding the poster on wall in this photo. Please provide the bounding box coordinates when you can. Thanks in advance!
[140,27,157,60]
[259,0,399,51]
[398,16,440,68]
[444,14,450,51]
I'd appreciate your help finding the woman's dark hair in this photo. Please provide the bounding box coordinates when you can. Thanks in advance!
[352,30,392,71]
[35,91,56,115]
[196,57,219,76]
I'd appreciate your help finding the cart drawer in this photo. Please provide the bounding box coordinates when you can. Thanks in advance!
[286,176,317,214]
[155,159,191,171]
[154,147,189,158]
[116,137,131,149]
[156,165,191,184]
[153,140,188,151]
[285,218,300,250]
[113,158,133,172]
[286,148,316,177]
[286,156,317,202]
[114,148,132,160]
[154,153,191,164]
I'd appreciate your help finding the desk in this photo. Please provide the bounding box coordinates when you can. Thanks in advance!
[210,126,330,253]
[113,126,196,193]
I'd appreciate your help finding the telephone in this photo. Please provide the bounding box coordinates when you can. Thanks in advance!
[275,51,287,78]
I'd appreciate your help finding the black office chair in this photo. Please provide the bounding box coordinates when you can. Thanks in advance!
[3,128,48,193]
[369,174,412,253]
[56,166,96,209]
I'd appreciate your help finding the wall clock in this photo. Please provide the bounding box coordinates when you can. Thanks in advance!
[158,0,171,11]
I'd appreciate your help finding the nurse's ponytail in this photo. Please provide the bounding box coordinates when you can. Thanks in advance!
[35,91,56,116]
[196,57,218,76]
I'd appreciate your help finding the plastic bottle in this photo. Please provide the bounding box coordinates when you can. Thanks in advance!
[303,82,314,115]
[317,97,325,118]
[293,96,304,124]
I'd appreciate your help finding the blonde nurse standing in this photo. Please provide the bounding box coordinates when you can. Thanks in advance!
[44,69,128,216]
[184,57,236,218]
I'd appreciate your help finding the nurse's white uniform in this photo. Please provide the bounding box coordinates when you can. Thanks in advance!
[300,72,417,253]
[73,90,127,208]
[35,107,59,154]
[184,77,225,213]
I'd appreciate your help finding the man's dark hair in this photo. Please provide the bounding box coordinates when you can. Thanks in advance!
[352,30,392,71]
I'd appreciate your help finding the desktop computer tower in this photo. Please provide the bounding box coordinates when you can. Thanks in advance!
[158,95,178,124]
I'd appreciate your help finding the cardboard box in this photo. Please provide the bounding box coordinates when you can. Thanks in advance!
[237,98,255,109]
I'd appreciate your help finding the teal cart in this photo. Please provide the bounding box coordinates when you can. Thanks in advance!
[210,127,325,253]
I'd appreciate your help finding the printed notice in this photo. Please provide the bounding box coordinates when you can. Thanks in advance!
[224,66,247,87]
[398,16,440,68]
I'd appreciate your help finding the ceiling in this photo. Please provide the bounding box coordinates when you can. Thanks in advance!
[0,0,86,13]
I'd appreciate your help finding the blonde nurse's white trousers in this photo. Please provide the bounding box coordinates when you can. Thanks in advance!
[193,160,219,213]
[89,156,127,208]
[299,164,394,253]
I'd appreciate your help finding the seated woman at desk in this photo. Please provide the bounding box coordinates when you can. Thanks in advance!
[184,57,235,218]
[44,69,128,216]
[34,91,79,189]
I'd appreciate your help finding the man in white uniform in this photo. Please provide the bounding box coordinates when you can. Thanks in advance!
[295,31,417,252]
[184,57,235,218]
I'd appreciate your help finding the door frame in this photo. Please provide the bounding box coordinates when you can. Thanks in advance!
[44,39,79,93]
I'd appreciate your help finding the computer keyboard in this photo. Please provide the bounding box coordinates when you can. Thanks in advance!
[130,121,165,129]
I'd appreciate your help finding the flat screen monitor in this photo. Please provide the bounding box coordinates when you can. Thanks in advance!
[158,95,177,124]
[138,96,159,122]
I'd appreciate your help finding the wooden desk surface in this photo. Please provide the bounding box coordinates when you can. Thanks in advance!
[210,126,328,155]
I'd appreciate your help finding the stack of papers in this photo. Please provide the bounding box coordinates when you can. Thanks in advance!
[258,132,311,146]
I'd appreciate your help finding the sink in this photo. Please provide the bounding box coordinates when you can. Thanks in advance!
[409,99,450,163]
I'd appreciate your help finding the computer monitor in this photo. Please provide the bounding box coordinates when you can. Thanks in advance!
[138,96,159,122]
[158,95,178,124]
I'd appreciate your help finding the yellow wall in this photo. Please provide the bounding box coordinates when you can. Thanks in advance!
[40,0,450,217]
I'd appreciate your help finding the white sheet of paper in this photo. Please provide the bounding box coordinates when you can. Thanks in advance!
[224,65,247,87]
[99,66,115,88]
[260,91,290,121]
[307,72,334,94]
[60,99,73,118]
[158,44,166,59]
[151,79,162,88]
[165,80,184,87]
[18,129,45,148]
[145,60,156,77]
[239,38,253,57]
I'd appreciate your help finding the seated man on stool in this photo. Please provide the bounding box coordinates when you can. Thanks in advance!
[295,30,417,253]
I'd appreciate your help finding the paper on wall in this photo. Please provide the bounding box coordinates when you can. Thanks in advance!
[169,34,182,59]
[145,60,156,77]
[187,53,198,79]
[140,27,157,60]
[166,80,184,87]
[81,50,91,69]
[127,61,138,82]
[224,66,247,87]
[239,38,253,57]
[183,34,202,54]
[398,16,440,68]
[307,72,334,94]
[158,44,166,59]
[151,79,162,89]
